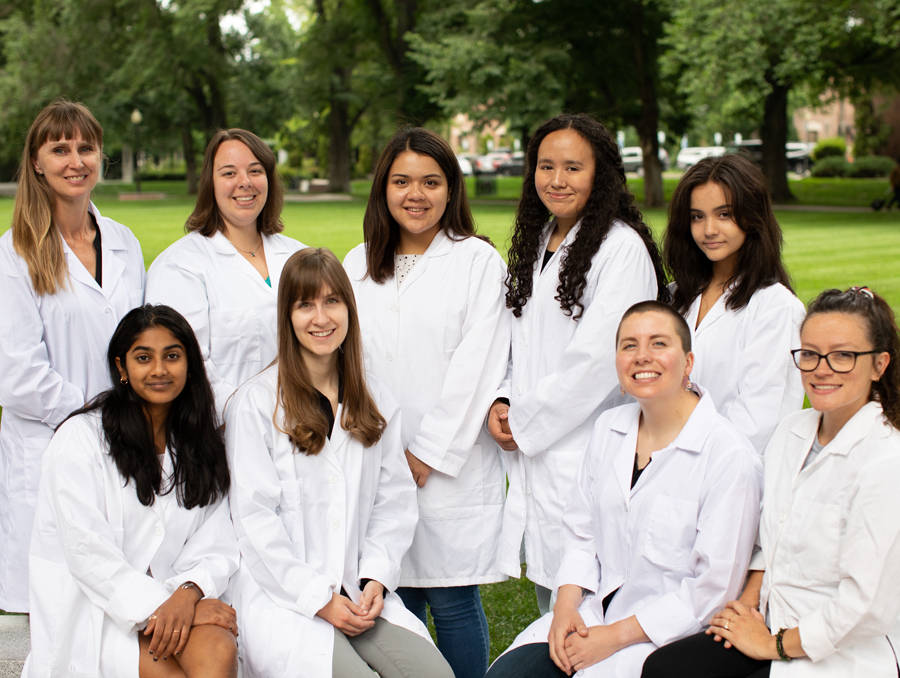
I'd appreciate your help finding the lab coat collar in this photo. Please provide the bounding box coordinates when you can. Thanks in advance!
[320,403,349,473]
[689,282,737,333]
[397,227,453,296]
[534,217,583,278]
[788,400,885,458]
[208,229,275,292]
[61,203,128,295]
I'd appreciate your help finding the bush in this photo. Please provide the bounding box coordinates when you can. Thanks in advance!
[846,155,897,178]
[813,137,847,161]
[810,156,848,178]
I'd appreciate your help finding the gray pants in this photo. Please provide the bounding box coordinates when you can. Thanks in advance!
[535,584,553,616]
[332,619,456,678]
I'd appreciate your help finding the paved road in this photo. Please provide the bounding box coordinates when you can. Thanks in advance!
[0,615,28,677]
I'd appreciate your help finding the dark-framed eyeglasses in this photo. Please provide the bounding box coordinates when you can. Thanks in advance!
[790,349,879,373]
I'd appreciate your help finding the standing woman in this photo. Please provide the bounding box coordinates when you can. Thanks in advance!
[0,100,145,613]
[145,129,305,421]
[664,154,805,453]
[24,304,239,677]
[227,248,454,678]
[343,127,510,678]
[643,287,900,678]
[487,113,666,613]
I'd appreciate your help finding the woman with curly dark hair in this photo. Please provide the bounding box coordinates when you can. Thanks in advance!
[487,113,666,613]
[664,154,805,453]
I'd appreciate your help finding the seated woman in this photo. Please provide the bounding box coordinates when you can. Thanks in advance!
[225,247,454,678]
[487,301,763,678]
[642,286,900,678]
[24,305,239,677]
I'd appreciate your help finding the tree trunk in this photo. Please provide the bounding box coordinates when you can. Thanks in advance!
[630,0,664,207]
[327,72,352,193]
[761,78,794,202]
[182,128,198,195]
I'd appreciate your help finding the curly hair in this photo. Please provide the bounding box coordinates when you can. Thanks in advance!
[665,154,793,314]
[505,114,667,320]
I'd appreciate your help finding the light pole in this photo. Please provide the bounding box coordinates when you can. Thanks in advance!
[130,108,142,193]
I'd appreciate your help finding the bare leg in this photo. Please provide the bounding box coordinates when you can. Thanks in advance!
[139,626,238,678]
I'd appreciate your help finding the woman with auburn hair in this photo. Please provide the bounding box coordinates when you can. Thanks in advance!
[344,126,509,678]
[0,99,145,613]
[643,287,900,678]
[145,129,305,422]
[487,113,665,614]
[226,248,454,678]
[664,153,805,453]
[24,304,239,677]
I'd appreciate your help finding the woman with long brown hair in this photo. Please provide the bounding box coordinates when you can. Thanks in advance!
[0,99,145,612]
[226,248,454,678]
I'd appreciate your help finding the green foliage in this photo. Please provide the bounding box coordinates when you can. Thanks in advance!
[853,95,894,157]
[812,137,847,161]
[846,155,897,178]
[810,156,848,177]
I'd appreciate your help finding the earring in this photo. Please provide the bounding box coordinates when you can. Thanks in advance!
[684,377,692,392]
[120,376,128,385]
[35,169,43,175]
[620,385,626,397]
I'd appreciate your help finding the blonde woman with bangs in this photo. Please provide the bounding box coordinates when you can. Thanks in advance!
[225,248,453,678]
[0,99,145,613]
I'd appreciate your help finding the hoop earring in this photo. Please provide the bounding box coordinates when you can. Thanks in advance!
[120,376,128,385]
[620,385,626,397]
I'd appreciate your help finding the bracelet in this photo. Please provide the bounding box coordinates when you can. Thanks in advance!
[181,581,204,600]
[775,628,792,662]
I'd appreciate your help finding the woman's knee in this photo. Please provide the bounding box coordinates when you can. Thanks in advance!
[180,625,238,677]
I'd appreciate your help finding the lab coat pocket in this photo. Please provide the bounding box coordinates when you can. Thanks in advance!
[417,445,485,520]
[532,449,583,527]
[129,289,144,307]
[208,308,261,365]
[644,495,700,569]
[788,498,841,581]
[277,479,306,551]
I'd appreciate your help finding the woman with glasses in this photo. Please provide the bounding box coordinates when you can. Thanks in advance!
[643,286,900,678]
[663,154,805,453]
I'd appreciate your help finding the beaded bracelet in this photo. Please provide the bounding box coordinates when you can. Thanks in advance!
[775,628,792,661]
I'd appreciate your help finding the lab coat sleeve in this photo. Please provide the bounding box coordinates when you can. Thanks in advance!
[358,403,418,591]
[508,237,656,456]
[225,392,335,620]
[145,256,236,420]
[165,497,240,601]
[495,354,513,403]
[41,420,172,634]
[634,439,763,647]
[0,248,85,426]
[407,252,511,476]
[724,294,804,452]
[797,450,900,662]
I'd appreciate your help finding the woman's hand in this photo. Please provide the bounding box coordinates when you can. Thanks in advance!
[404,450,432,487]
[143,585,202,660]
[707,600,776,660]
[564,625,622,673]
[192,598,239,637]
[358,580,385,622]
[548,585,588,675]
[316,592,376,636]
[488,400,518,451]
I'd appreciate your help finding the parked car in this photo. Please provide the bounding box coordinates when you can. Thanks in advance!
[496,152,525,177]
[456,155,474,176]
[726,140,812,175]
[675,146,726,169]
[621,146,670,175]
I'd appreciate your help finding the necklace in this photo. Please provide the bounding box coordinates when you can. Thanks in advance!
[226,234,264,257]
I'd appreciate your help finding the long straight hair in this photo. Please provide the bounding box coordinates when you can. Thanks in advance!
[275,248,386,454]
[665,154,794,314]
[362,127,477,283]
[67,305,229,508]
[12,100,104,295]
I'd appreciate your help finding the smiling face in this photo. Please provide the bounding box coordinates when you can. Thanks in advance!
[291,287,349,364]
[213,139,268,234]
[115,326,188,415]
[386,151,448,253]
[800,312,890,425]
[534,129,596,231]
[690,181,746,275]
[32,131,101,203]
[616,311,694,402]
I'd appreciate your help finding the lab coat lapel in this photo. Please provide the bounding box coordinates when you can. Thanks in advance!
[691,288,729,334]
[93,205,129,302]
[397,229,452,298]
[210,230,271,292]
[609,406,640,508]
[320,403,348,474]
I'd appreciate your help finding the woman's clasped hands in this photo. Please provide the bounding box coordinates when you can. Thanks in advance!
[706,600,776,660]
[316,580,385,636]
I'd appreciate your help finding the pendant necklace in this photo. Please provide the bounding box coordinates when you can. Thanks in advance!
[227,235,263,257]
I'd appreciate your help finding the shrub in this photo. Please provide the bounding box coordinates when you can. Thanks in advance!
[810,156,848,178]
[813,137,847,161]
[846,155,897,178]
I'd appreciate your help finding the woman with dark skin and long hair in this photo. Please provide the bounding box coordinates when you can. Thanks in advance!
[487,113,666,613]
[343,127,510,678]
[226,248,454,678]
[664,154,805,453]
[643,287,900,678]
[24,305,239,677]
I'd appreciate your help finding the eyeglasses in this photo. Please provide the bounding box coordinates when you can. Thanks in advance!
[790,349,879,373]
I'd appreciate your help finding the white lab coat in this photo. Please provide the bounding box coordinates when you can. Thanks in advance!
[144,230,306,420]
[343,231,511,586]
[752,402,900,677]
[22,412,239,678]
[682,282,805,454]
[502,390,763,677]
[226,367,432,678]
[0,205,145,612]
[498,219,658,588]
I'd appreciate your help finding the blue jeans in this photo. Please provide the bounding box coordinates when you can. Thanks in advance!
[397,585,490,678]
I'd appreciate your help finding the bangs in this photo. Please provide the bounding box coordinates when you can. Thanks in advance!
[33,105,103,149]
[291,254,351,304]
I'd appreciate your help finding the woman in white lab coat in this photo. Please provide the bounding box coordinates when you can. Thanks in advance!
[343,127,509,678]
[664,154,805,453]
[487,114,666,612]
[145,129,305,421]
[486,301,763,678]
[226,248,454,678]
[643,286,900,678]
[0,100,145,613]
[24,304,239,677]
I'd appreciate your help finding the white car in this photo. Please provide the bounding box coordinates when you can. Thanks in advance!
[621,147,670,174]
[676,146,726,169]
[456,155,474,176]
